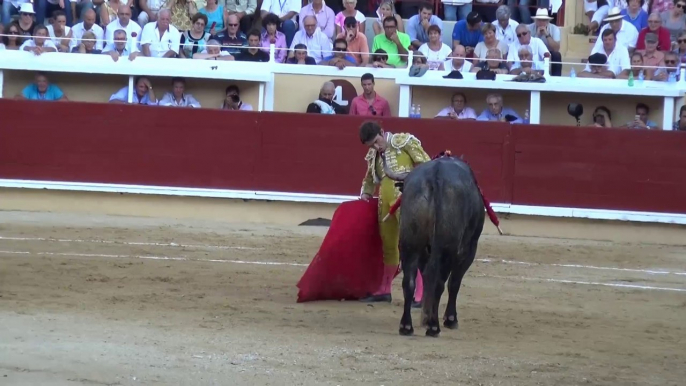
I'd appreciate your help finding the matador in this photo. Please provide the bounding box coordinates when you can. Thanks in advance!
[358,121,431,303]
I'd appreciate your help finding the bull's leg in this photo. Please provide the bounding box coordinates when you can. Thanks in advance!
[399,253,418,336]
[425,258,450,337]
[444,238,478,330]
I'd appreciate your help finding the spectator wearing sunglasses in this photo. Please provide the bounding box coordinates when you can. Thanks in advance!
[506,24,549,71]
[349,73,392,117]
[652,51,681,80]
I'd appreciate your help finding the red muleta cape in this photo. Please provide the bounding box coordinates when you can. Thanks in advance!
[296,198,389,303]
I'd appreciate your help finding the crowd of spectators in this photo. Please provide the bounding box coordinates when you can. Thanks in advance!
[2,0,686,130]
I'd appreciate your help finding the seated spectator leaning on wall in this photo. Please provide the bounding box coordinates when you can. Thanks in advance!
[434,92,477,120]
[211,14,248,55]
[451,11,483,57]
[652,51,681,80]
[471,48,508,73]
[580,29,631,78]
[71,30,102,53]
[16,72,68,101]
[367,49,394,68]
[618,51,646,78]
[477,93,523,123]
[20,24,57,55]
[444,45,473,72]
[47,10,71,53]
[336,16,369,66]
[159,77,201,108]
[349,73,392,117]
[110,76,158,105]
[509,45,544,75]
[673,105,686,130]
[140,8,180,57]
[286,43,317,64]
[372,16,411,68]
[622,102,658,129]
[506,24,549,72]
[306,81,348,114]
[528,8,562,76]
[290,15,331,64]
[225,0,257,35]
[319,38,358,68]
[235,29,270,61]
[103,28,140,61]
[579,52,613,78]
[407,2,443,50]
[221,85,253,111]
[192,38,234,60]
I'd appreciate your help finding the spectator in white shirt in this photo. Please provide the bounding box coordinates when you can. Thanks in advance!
[299,0,336,41]
[506,23,549,70]
[289,15,332,64]
[260,0,300,47]
[593,6,639,52]
[69,8,104,51]
[19,24,58,55]
[443,44,473,72]
[159,78,201,107]
[435,92,477,120]
[47,10,72,52]
[418,25,452,70]
[140,8,181,58]
[138,0,166,27]
[105,5,141,50]
[509,45,544,75]
[102,28,140,61]
[580,29,631,78]
[35,0,76,27]
[528,8,562,76]
[494,5,518,45]
[109,76,158,105]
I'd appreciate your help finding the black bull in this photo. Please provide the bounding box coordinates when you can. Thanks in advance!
[385,156,485,337]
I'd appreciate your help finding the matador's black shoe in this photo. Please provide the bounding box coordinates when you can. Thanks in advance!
[359,293,392,303]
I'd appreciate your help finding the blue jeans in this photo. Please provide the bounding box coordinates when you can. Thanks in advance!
[2,0,19,25]
[443,4,472,22]
[508,0,531,24]
[36,0,75,26]
[280,19,296,49]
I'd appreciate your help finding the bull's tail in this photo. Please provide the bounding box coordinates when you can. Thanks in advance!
[420,166,465,325]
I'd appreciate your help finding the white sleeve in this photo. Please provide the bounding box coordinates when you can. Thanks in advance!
[96,27,105,51]
[44,40,57,49]
[627,25,639,49]
[261,0,272,12]
[506,42,517,61]
[169,28,181,54]
[618,47,631,73]
[439,44,452,61]
[140,25,153,45]
[536,38,549,59]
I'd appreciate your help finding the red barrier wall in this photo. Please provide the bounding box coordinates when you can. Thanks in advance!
[1,99,685,214]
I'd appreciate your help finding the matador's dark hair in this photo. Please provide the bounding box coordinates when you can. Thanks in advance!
[359,121,382,144]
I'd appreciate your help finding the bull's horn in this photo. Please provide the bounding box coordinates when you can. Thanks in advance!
[381,154,409,181]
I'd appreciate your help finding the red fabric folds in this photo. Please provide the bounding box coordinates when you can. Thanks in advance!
[296,199,385,303]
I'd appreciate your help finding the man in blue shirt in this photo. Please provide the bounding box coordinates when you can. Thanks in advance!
[477,93,524,123]
[451,11,483,57]
[407,2,444,50]
[320,38,358,69]
[18,72,68,101]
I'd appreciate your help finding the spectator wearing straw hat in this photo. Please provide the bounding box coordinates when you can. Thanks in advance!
[592,6,639,52]
[528,8,562,76]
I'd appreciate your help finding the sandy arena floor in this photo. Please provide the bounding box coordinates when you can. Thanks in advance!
[0,210,684,386]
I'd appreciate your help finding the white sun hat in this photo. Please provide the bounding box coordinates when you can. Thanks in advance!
[603,7,624,22]
[532,8,553,20]
[19,3,35,14]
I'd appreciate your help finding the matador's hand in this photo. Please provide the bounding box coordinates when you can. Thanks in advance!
[360,193,372,202]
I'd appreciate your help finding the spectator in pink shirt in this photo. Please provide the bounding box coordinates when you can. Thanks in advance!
[299,0,336,40]
[261,13,287,63]
[349,73,392,117]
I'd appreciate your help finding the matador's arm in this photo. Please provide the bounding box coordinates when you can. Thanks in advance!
[404,137,431,164]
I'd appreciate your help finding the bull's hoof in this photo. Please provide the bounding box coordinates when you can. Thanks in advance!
[411,300,421,308]
[443,315,459,329]
[399,324,414,336]
[359,293,391,303]
[426,326,441,337]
